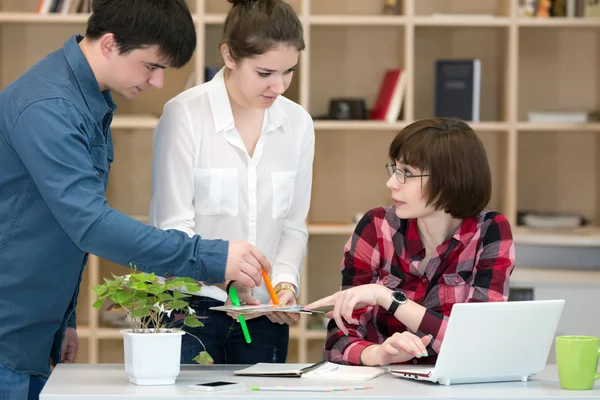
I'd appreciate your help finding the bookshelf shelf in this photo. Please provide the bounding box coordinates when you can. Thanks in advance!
[111,115,159,130]
[413,16,511,27]
[516,17,600,27]
[309,15,407,26]
[313,120,407,131]
[516,122,600,132]
[513,226,600,248]
[0,12,89,23]
[308,223,356,235]
[4,0,599,366]
[313,121,509,131]
[202,13,226,24]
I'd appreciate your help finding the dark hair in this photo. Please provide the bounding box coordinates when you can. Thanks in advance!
[388,118,492,219]
[223,0,305,62]
[85,0,196,69]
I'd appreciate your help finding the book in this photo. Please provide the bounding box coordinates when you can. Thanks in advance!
[434,59,481,122]
[370,69,407,123]
[234,361,388,381]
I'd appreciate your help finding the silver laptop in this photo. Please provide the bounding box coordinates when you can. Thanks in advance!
[391,299,565,385]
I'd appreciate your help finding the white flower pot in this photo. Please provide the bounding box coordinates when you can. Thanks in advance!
[121,329,185,385]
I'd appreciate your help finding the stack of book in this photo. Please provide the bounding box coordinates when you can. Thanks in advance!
[36,0,92,14]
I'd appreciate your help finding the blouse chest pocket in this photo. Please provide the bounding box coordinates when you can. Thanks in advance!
[271,170,297,220]
[378,273,403,290]
[439,273,471,304]
[193,168,238,216]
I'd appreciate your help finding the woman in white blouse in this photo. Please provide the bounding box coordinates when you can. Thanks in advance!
[149,0,314,364]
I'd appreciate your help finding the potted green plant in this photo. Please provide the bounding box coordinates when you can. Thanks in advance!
[92,265,213,385]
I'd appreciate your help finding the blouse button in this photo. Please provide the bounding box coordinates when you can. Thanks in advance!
[421,277,427,283]
[413,359,418,364]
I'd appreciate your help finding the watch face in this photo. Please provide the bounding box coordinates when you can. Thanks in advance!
[393,291,407,303]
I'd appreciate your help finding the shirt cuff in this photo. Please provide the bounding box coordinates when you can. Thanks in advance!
[195,239,228,284]
[272,272,299,292]
[346,340,375,366]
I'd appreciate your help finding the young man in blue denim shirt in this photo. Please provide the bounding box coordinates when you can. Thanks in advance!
[0,1,272,399]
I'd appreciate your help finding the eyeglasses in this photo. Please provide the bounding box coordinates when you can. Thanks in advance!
[386,163,430,184]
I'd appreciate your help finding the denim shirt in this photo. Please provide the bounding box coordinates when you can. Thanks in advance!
[0,35,228,377]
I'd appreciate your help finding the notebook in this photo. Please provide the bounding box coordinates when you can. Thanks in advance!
[234,361,387,381]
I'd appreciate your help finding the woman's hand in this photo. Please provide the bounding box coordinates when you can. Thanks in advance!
[363,332,432,366]
[304,284,391,335]
[266,286,300,325]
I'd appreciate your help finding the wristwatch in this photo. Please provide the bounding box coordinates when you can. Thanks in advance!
[387,290,407,315]
[274,282,298,298]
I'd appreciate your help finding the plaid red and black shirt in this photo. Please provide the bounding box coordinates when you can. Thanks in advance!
[324,207,515,366]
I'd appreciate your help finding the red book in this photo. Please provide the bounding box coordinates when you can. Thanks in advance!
[370,69,406,123]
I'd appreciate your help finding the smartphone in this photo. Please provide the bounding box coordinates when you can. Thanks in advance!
[188,381,245,392]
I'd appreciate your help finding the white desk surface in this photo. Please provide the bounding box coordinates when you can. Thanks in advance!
[40,364,600,399]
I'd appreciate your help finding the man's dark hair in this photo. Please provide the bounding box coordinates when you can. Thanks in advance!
[86,0,196,68]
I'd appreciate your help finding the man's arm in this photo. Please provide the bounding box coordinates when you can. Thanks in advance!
[9,99,227,283]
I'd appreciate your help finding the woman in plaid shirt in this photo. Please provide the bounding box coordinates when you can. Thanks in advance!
[306,118,515,366]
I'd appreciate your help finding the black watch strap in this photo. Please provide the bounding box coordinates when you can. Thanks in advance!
[387,290,406,315]
[388,298,401,315]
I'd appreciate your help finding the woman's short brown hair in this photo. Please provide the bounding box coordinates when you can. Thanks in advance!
[223,0,305,63]
[388,118,492,219]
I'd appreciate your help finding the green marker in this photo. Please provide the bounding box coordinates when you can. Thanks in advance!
[229,286,251,344]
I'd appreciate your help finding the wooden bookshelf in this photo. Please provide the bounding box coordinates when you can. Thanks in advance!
[2,0,600,364]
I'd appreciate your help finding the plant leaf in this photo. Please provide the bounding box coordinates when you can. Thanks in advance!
[92,284,108,296]
[147,285,164,295]
[130,282,147,291]
[168,299,188,310]
[92,299,104,309]
[109,289,132,304]
[185,283,201,293]
[159,293,173,302]
[130,308,151,318]
[183,316,204,328]
[193,351,214,366]
[172,291,190,300]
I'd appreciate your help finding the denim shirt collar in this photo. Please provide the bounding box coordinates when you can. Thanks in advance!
[63,35,117,122]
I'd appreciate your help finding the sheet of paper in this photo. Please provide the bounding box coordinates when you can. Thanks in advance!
[208,304,329,315]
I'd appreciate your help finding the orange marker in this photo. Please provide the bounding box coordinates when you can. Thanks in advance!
[262,268,280,305]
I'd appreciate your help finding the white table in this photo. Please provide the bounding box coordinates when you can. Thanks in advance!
[40,364,600,399]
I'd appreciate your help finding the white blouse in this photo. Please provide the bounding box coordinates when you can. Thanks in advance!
[149,68,315,303]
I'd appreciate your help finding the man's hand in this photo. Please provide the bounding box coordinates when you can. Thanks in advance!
[224,241,272,288]
[61,327,79,363]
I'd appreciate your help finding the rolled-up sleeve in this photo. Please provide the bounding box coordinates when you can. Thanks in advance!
[325,213,381,365]
[9,99,228,283]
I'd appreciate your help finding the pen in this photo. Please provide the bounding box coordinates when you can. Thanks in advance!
[229,286,251,343]
[262,268,280,305]
[251,386,373,392]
